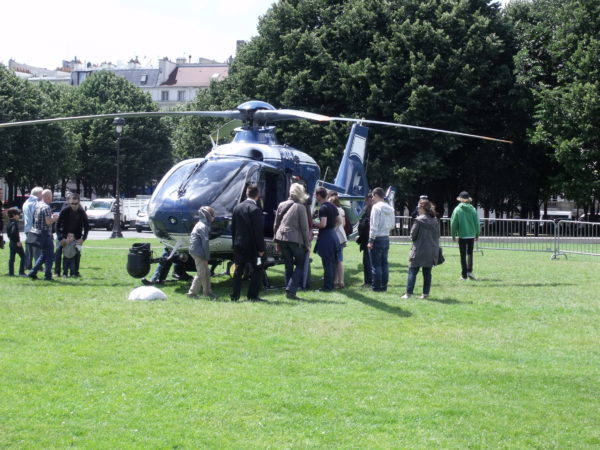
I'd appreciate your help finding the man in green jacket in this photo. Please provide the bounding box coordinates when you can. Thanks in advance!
[450,191,480,280]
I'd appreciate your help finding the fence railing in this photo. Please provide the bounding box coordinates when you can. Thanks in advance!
[390,216,600,259]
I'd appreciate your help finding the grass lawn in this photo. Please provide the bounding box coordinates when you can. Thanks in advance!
[1,238,599,448]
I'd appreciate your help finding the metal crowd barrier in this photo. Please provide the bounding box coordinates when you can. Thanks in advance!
[390,216,600,259]
[556,220,600,258]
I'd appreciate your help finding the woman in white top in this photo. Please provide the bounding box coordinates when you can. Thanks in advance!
[328,192,347,289]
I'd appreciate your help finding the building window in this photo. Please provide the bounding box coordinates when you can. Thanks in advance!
[140,74,148,85]
[161,91,169,101]
[178,90,186,101]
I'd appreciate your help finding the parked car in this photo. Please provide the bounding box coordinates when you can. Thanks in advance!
[85,197,146,231]
[135,202,151,233]
[86,198,122,231]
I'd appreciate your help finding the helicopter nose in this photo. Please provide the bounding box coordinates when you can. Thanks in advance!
[149,200,194,237]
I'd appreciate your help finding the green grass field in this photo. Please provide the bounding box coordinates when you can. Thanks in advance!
[1,239,599,448]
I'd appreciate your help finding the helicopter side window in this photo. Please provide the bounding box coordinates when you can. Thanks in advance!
[208,163,255,217]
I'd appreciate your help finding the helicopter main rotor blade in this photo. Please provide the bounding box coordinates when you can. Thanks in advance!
[254,109,331,122]
[255,109,512,144]
[328,117,513,144]
[0,110,242,129]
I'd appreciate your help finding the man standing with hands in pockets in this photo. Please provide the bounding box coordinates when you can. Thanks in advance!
[367,187,396,292]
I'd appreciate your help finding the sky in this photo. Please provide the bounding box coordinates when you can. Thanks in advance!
[1,0,510,71]
[1,0,276,70]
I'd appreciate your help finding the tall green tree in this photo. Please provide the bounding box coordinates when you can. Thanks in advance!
[67,71,172,197]
[177,0,524,214]
[0,65,71,199]
[509,0,600,216]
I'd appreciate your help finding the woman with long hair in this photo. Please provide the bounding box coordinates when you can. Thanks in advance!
[402,199,440,299]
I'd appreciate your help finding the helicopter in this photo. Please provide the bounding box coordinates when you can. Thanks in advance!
[0,100,512,279]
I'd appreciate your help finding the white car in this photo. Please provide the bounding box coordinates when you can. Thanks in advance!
[135,202,151,233]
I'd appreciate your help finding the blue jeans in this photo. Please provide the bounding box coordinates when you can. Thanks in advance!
[280,241,306,295]
[25,241,41,270]
[406,266,432,295]
[369,236,389,291]
[320,254,336,291]
[29,233,55,280]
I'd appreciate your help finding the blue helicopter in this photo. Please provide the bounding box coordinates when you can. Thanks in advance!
[0,100,511,278]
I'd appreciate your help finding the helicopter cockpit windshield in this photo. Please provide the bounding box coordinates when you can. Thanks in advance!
[149,159,256,221]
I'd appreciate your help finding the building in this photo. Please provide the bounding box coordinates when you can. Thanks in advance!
[69,57,229,110]
[9,56,230,109]
[8,59,71,84]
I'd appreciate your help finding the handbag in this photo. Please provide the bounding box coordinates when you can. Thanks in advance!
[437,247,445,265]
[25,231,41,247]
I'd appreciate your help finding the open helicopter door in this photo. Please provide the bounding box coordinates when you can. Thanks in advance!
[256,168,287,239]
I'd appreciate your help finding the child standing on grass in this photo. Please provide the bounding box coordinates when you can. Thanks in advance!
[6,208,26,276]
[62,233,78,277]
[187,206,217,300]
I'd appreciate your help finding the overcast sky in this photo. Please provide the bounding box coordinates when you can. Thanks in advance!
[1,0,510,70]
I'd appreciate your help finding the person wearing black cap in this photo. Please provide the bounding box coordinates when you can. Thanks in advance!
[450,191,480,280]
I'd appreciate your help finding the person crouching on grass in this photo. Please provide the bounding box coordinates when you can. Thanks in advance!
[187,206,217,300]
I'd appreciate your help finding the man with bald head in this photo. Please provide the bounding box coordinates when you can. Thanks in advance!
[23,186,43,269]
[27,189,59,281]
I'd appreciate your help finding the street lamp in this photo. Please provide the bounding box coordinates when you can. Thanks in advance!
[111,117,125,238]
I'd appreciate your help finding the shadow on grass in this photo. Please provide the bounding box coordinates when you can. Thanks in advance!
[475,282,576,288]
[172,284,343,305]
[424,297,468,305]
[344,290,412,318]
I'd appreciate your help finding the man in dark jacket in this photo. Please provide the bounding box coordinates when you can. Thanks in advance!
[356,192,373,286]
[6,208,25,276]
[230,185,266,301]
[56,193,89,277]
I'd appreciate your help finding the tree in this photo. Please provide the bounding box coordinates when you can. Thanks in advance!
[509,0,600,216]
[176,0,525,215]
[0,65,71,200]
[67,71,172,197]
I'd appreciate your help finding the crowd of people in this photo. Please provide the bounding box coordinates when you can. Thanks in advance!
[1,187,89,281]
[186,183,479,302]
[1,183,479,299]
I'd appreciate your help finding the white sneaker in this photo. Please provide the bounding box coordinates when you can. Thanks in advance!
[467,272,477,280]
[459,277,468,281]
[401,293,412,299]
[420,294,429,299]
